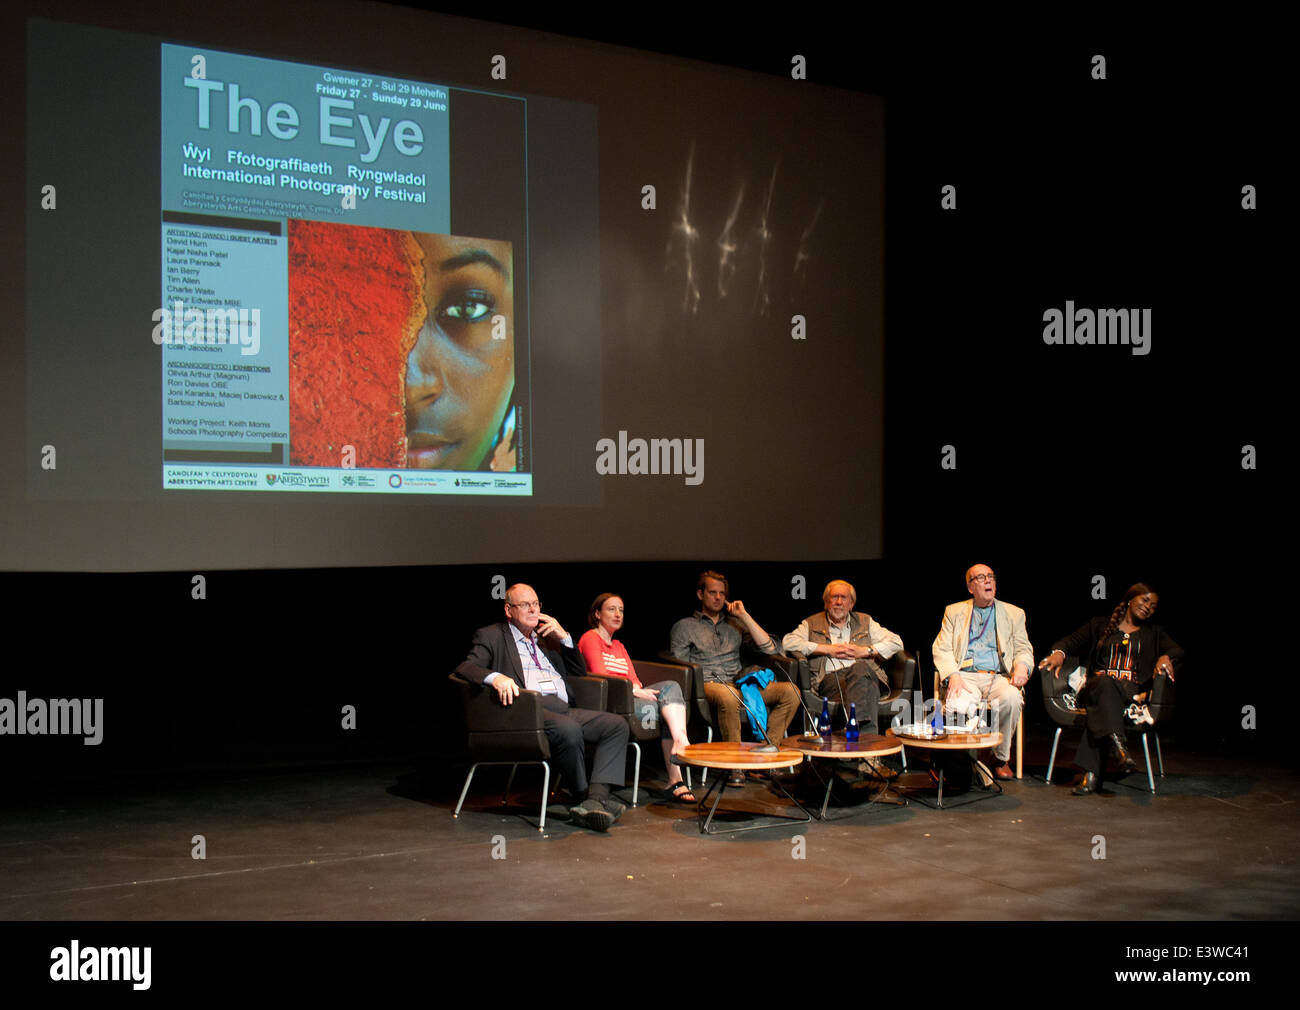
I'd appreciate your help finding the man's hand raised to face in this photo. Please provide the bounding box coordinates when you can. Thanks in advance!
[534,614,568,645]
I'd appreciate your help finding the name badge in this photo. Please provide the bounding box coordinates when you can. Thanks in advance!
[960,656,974,670]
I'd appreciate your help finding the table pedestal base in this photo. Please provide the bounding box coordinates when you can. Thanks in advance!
[695,772,813,834]
[906,757,1004,810]
[804,762,906,820]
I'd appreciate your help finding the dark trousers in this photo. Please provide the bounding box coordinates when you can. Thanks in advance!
[813,661,882,735]
[1075,674,1145,775]
[540,695,629,794]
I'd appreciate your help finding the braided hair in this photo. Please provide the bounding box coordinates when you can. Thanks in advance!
[1097,582,1156,648]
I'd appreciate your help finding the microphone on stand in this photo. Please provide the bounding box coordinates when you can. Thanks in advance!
[733,682,783,753]
[792,672,826,741]
[744,658,829,752]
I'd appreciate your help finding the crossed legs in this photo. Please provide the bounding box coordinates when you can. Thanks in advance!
[944,672,1022,762]
[633,680,692,787]
[703,680,801,743]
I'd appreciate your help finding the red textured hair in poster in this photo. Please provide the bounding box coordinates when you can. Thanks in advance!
[288,220,516,472]
[287,219,423,468]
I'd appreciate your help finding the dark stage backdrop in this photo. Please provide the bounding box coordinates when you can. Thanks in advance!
[0,4,1284,781]
[0,549,1281,790]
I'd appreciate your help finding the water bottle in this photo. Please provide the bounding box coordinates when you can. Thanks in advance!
[846,703,860,742]
[931,696,945,736]
[818,697,832,738]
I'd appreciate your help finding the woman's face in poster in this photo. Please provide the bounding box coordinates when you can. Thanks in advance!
[405,233,514,470]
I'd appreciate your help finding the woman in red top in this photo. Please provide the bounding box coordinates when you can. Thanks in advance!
[579,593,695,803]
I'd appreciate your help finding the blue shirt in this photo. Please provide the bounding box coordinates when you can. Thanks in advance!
[967,605,1001,672]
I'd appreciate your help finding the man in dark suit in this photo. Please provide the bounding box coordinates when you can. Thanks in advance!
[455,582,630,831]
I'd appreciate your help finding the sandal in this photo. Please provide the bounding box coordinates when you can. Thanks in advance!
[667,781,697,804]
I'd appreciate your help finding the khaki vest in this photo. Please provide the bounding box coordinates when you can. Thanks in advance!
[805,611,888,688]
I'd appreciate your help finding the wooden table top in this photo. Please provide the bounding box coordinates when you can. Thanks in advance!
[678,741,804,770]
[780,733,904,758]
[886,729,1003,751]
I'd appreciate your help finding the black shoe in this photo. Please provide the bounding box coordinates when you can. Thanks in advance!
[568,800,615,832]
[1109,733,1139,775]
[1072,771,1100,795]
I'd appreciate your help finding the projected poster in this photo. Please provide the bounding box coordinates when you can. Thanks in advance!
[157,45,529,496]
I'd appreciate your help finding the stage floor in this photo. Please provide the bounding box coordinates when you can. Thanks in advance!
[3,745,1297,920]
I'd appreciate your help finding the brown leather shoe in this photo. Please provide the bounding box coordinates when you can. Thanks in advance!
[993,761,1015,780]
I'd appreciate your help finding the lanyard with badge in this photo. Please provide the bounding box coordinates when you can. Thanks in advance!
[523,635,556,693]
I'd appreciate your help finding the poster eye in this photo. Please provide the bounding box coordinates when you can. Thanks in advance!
[439,290,495,324]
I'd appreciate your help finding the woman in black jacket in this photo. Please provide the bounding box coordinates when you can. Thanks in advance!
[1039,583,1183,795]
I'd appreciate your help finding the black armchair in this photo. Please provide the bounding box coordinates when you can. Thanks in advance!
[1125,671,1173,794]
[1042,656,1087,785]
[793,649,916,734]
[589,659,692,805]
[1042,658,1173,793]
[449,672,609,830]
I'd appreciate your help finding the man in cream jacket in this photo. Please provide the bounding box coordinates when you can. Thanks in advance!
[932,563,1033,779]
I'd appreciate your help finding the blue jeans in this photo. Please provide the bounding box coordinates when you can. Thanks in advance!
[632,680,686,739]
